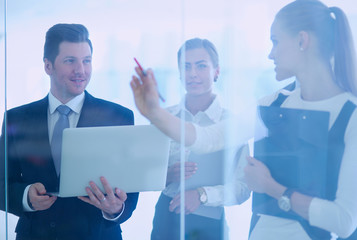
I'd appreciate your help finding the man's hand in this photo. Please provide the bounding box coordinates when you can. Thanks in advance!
[28,183,57,211]
[166,162,197,185]
[78,176,126,217]
[169,189,201,215]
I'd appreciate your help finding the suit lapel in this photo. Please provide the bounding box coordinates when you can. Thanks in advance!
[30,96,59,185]
[77,91,98,128]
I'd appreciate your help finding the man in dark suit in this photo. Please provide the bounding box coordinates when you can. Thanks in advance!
[0,23,138,240]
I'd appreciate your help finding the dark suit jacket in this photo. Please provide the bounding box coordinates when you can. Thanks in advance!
[0,91,139,240]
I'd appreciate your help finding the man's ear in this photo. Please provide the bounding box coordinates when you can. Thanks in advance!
[44,58,53,75]
[298,31,310,51]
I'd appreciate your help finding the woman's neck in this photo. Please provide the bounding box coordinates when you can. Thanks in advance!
[185,92,216,115]
[297,61,344,101]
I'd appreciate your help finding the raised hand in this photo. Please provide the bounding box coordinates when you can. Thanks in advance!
[130,67,161,120]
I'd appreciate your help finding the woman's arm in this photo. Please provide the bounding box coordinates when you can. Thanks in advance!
[308,122,357,237]
[130,68,197,146]
[244,144,357,238]
[204,145,252,207]
[244,156,313,219]
[130,68,255,154]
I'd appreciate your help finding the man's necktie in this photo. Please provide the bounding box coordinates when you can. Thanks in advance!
[51,105,71,176]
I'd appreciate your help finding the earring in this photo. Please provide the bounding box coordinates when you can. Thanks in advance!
[214,76,218,82]
[300,47,304,51]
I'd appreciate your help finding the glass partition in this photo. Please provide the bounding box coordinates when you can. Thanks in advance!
[0,0,6,239]
[1,0,357,239]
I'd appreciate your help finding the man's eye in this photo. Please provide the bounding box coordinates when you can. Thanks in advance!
[64,59,74,64]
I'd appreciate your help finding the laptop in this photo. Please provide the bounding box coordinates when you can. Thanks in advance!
[53,125,170,197]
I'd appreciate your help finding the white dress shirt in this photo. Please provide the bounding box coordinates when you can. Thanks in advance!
[22,92,85,211]
[162,96,251,206]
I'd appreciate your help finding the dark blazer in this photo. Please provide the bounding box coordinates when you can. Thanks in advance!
[0,91,139,240]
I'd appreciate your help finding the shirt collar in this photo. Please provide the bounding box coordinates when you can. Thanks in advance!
[169,95,223,123]
[48,92,85,115]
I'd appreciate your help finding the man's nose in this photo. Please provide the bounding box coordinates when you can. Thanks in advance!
[74,62,85,75]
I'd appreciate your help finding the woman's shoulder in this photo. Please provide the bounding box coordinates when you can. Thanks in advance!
[345,93,357,105]
[258,87,296,106]
[343,93,357,121]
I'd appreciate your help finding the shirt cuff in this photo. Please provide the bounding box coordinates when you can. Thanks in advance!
[102,202,125,221]
[23,185,36,212]
[203,186,225,207]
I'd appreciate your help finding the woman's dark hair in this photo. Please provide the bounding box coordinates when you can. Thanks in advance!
[43,23,93,63]
[276,0,357,95]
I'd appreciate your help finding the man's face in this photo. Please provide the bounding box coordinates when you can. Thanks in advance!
[45,41,92,103]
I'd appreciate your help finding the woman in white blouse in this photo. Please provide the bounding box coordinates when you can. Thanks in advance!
[244,0,357,239]
[131,38,250,239]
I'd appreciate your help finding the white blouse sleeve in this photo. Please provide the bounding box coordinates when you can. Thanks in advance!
[189,121,226,154]
[203,145,251,207]
[190,117,255,154]
[309,111,357,238]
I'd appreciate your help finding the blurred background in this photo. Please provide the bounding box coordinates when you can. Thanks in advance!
[1,0,356,239]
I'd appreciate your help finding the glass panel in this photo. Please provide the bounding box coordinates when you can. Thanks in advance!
[2,0,357,239]
[3,1,184,239]
[0,0,7,239]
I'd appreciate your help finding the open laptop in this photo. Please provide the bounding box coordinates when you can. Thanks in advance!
[52,125,170,197]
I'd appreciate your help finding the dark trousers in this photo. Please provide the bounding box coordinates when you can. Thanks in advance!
[151,193,227,240]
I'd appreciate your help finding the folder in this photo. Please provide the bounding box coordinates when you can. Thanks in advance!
[252,106,330,218]
[184,148,237,219]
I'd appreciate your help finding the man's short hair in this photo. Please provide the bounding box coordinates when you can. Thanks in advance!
[43,23,93,63]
